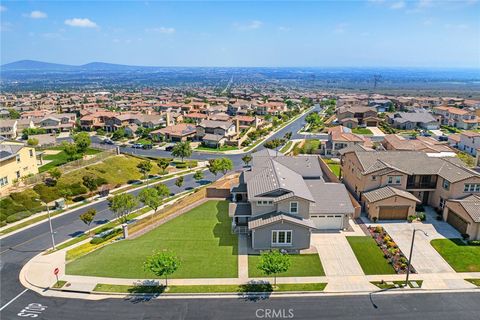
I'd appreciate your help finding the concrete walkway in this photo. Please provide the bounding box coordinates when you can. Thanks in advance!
[237,234,249,280]
[367,126,385,137]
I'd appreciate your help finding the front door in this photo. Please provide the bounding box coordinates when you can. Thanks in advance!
[422,191,430,205]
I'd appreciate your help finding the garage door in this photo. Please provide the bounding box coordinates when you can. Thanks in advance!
[378,206,409,220]
[366,121,377,126]
[311,215,343,230]
[446,210,468,234]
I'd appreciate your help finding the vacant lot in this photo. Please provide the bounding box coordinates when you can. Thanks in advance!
[347,236,396,275]
[66,200,238,279]
[430,239,480,272]
[248,254,325,278]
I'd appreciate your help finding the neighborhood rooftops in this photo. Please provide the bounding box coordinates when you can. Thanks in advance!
[447,195,480,222]
[363,186,421,203]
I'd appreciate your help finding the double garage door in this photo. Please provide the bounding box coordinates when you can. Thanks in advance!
[446,210,468,234]
[378,206,409,220]
[311,214,343,230]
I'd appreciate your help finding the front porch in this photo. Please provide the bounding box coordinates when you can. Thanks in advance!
[229,202,251,234]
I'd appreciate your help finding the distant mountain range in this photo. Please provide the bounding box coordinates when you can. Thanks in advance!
[0,60,158,71]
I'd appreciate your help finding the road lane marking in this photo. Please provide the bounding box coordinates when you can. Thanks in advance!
[0,289,28,312]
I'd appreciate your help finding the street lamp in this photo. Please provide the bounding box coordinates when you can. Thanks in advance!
[405,228,428,286]
[36,198,56,250]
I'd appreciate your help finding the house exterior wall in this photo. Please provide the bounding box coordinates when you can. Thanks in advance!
[0,144,39,191]
[458,134,480,156]
[443,201,480,240]
[361,195,417,220]
[276,196,311,220]
[250,201,276,216]
[251,221,311,250]
[430,176,480,210]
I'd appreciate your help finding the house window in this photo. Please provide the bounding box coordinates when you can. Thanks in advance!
[16,171,20,179]
[289,201,298,214]
[387,176,401,185]
[464,183,480,193]
[29,150,34,157]
[371,175,377,181]
[272,230,292,245]
[16,155,20,163]
[443,179,450,190]
[0,177,8,186]
[257,200,273,206]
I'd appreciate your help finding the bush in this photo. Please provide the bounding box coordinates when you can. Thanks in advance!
[186,160,198,168]
[175,162,187,169]
[417,213,426,221]
[90,228,122,244]
[461,233,470,240]
[67,183,88,196]
[72,195,87,202]
[6,211,33,223]
[407,215,416,223]
[467,240,480,246]
[33,184,60,203]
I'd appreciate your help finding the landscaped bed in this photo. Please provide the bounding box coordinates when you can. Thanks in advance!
[430,239,480,272]
[93,282,327,294]
[466,279,480,287]
[371,280,423,289]
[66,200,238,279]
[351,128,373,135]
[323,159,341,178]
[248,254,325,278]
[346,236,396,275]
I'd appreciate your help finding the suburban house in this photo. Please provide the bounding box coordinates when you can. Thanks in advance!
[443,195,480,240]
[38,113,76,133]
[229,149,355,251]
[321,126,373,156]
[341,150,480,220]
[0,119,17,139]
[0,140,39,191]
[388,111,439,130]
[368,99,393,113]
[336,106,380,128]
[382,134,455,155]
[457,131,480,157]
[150,123,197,142]
[196,119,237,147]
[433,106,479,130]
[183,112,208,124]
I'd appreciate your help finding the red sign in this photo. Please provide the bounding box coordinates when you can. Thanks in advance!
[53,268,59,276]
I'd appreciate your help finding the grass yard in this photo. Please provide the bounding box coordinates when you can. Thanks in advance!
[66,200,238,279]
[279,140,293,153]
[323,159,341,177]
[93,282,326,294]
[248,254,325,278]
[351,128,373,135]
[347,236,396,275]
[196,145,239,152]
[430,239,480,272]
[466,279,480,287]
[39,147,102,172]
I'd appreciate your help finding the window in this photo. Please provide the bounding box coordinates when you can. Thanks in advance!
[0,177,8,186]
[371,175,377,181]
[439,197,445,209]
[443,179,450,190]
[464,184,480,193]
[387,176,401,185]
[289,201,298,214]
[29,150,34,157]
[16,155,20,163]
[272,231,292,245]
[257,200,273,206]
[16,171,20,179]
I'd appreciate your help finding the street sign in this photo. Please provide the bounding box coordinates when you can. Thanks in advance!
[53,268,59,276]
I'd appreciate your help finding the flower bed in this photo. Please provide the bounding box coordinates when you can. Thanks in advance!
[368,226,415,274]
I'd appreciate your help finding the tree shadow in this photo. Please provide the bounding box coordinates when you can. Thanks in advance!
[238,280,273,302]
[123,280,166,303]
[94,219,109,225]
[68,231,84,237]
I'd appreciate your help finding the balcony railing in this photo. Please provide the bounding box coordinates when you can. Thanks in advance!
[406,182,437,189]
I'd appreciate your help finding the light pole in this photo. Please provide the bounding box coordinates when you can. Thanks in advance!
[405,228,428,286]
[36,199,56,250]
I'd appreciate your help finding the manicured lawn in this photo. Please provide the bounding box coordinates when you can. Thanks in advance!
[39,148,102,172]
[93,282,326,294]
[66,200,238,279]
[196,145,239,152]
[279,141,293,153]
[324,159,341,177]
[346,236,396,275]
[248,254,325,278]
[430,239,480,272]
[466,279,480,287]
[351,128,373,135]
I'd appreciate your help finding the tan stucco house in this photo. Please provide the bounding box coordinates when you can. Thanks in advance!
[0,140,39,191]
[443,195,480,240]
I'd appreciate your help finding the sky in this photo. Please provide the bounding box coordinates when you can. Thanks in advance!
[1,0,479,68]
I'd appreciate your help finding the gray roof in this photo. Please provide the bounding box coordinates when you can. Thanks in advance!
[391,112,437,124]
[198,119,233,130]
[203,133,225,142]
[363,186,420,203]
[448,195,480,222]
[248,212,315,229]
[0,142,24,161]
[274,156,323,179]
[353,150,479,183]
[228,202,252,217]
[306,181,355,214]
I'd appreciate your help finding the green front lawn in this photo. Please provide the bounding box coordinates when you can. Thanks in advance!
[66,200,238,278]
[39,147,102,172]
[93,282,326,294]
[347,236,396,275]
[466,279,480,287]
[248,254,325,278]
[324,159,341,177]
[196,145,239,152]
[430,239,480,272]
[351,128,373,135]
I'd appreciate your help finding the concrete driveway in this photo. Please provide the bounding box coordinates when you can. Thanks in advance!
[378,208,459,274]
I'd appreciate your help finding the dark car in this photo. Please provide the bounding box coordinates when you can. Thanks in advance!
[165,145,174,152]
[438,135,448,141]
[142,144,153,149]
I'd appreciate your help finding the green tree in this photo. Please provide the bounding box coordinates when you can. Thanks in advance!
[139,188,162,215]
[108,193,139,224]
[73,132,91,154]
[155,183,170,199]
[49,167,62,180]
[112,127,126,140]
[8,108,21,119]
[175,176,184,188]
[241,154,253,167]
[208,157,234,177]
[193,170,204,182]
[82,174,98,192]
[137,160,153,181]
[62,141,79,161]
[257,250,291,287]
[157,158,171,175]
[144,251,180,287]
[171,141,192,162]
[79,208,96,235]
[27,137,39,147]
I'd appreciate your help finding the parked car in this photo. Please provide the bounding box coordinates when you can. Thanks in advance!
[132,143,143,149]
[165,145,174,152]
[142,144,153,149]
[103,139,114,145]
[438,135,448,141]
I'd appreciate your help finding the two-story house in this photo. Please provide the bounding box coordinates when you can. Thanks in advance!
[39,113,76,133]
[336,106,380,128]
[433,106,479,130]
[457,131,480,156]
[321,126,373,156]
[229,149,355,251]
[0,140,39,192]
[196,120,237,147]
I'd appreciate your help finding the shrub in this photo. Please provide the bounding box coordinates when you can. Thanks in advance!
[407,215,416,223]
[90,228,122,244]
[461,233,470,240]
[374,226,383,233]
[372,217,378,223]
[383,235,392,243]
[33,184,60,203]
[417,213,426,221]
[175,162,187,169]
[467,240,480,246]
[67,183,88,196]
[6,211,32,223]
[186,160,198,168]
[72,195,87,202]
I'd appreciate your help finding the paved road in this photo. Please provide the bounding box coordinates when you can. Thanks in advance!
[2,291,479,320]
[0,106,317,315]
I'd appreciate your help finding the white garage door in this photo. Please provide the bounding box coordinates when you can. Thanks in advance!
[311,214,343,230]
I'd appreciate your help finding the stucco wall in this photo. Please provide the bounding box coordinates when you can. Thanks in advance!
[251,221,311,250]
[443,201,480,240]
[361,195,417,220]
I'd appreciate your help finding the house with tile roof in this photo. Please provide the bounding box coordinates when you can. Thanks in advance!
[433,106,479,130]
[229,149,355,251]
[443,195,480,240]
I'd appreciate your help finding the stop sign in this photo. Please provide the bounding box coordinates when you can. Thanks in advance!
[53,268,59,276]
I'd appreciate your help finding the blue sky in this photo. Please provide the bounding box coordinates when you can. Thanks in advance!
[1,0,479,68]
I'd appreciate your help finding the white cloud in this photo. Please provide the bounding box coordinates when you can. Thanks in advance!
[334,23,348,34]
[146,27,175,34]
[0,5,7,12]
[64,18,98,28]
[417,0,434,8]
[390,1,406,9]
[234,20,263,30]
[28,11,47,19]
